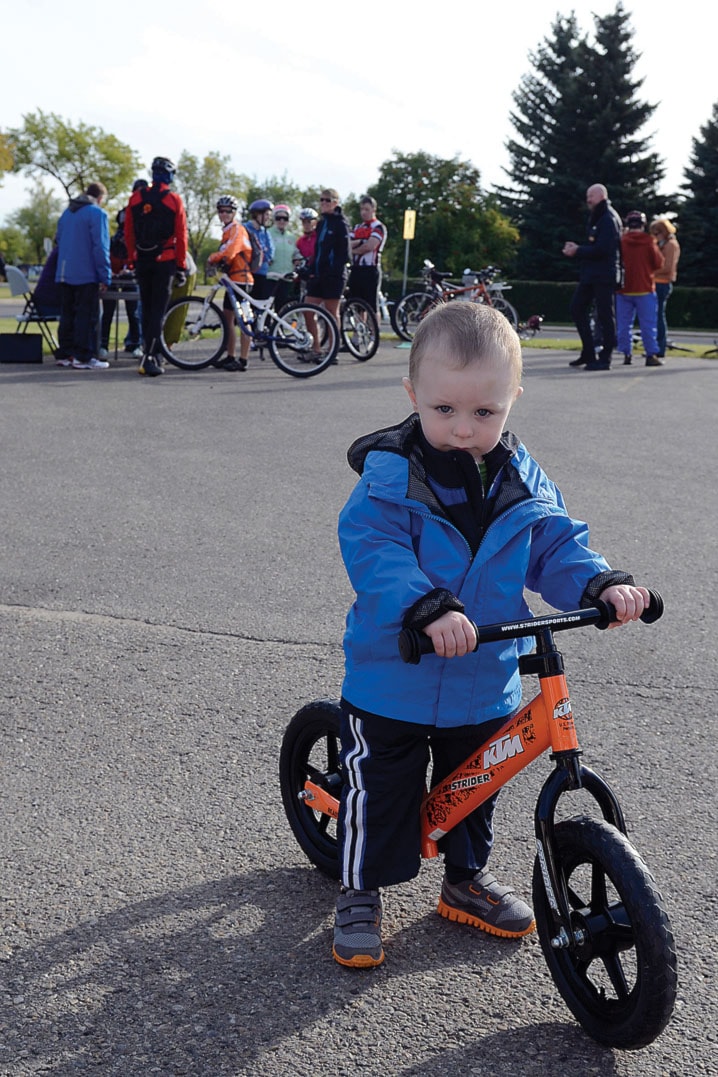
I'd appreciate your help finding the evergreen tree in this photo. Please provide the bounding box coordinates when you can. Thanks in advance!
[502,4,664,280]
[678,102,718,286]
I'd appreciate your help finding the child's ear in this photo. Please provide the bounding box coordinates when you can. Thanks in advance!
[514,384,524,401]
[403,376,418,410]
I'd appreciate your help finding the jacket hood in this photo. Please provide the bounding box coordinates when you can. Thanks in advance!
[622,230,656,248]
[68,194,94,214]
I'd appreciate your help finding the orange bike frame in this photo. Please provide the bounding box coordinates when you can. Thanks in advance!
[420,669,577,858]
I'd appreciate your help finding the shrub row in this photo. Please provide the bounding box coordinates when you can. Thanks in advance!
[385,278,718,330]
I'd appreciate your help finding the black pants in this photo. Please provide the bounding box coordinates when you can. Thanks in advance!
[570,281,616,363]
[101,297,141,350]
[348,265,381,312]
[135,259,176,357]
[58,282,100,361]
[338,703,507,890]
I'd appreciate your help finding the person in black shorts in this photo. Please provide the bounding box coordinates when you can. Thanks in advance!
[305,188,351,328]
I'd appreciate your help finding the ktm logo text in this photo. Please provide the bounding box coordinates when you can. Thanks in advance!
[483,733,524,769]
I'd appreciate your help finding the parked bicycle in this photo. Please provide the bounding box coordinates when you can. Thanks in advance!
[293,263,380,361]
[280,591,677,1050]
[158,272,338,377]
[391,261,520,341]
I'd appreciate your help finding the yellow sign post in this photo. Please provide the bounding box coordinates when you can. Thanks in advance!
[402,210,416,295]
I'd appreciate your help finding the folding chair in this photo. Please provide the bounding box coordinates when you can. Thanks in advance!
[6,265,60,353]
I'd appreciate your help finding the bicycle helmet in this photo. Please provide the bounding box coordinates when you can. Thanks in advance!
[299,207,318,220]
[249,198,274,216]
[216,195,239,212]
[274,203,291,218]
[151,156,175,173]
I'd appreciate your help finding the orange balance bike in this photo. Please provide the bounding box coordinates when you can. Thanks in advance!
[279,592,677,1050]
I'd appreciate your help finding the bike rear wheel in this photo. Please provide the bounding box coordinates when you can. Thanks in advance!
[279,699,342,878]
[341,297,380,360]
[391,292,442,341]
[532,815,677,1049]
[159,296,227,370]
[269,303,338,377]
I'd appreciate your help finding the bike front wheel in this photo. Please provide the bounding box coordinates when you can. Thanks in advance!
[279,699,342,878]
[490,296,520,331]
[391,292,442,341]
[532,815,677,1050]
[269,303,338,377]
[159,296,227,370]
[341,298,380,360]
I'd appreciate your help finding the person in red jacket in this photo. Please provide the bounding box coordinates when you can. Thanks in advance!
[125,156,188,377]
[616,210,664,367]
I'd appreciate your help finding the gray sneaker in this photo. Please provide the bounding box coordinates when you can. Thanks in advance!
[438,869,535,938]
[333,888,384,968]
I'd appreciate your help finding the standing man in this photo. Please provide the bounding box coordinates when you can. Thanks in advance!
[348,195,387,314]
[562,183,622,371]
[125,156,188,377]
[268,204,297,309]
[55,182,111,370]
[616,210,664,367]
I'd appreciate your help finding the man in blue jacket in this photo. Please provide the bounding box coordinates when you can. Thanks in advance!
[563,183,623,371]
[55,182,111,370]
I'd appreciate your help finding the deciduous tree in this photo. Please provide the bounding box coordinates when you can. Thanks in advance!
[368,151,518,279]
[9,110,141,203]
[175,150,248,263]
[6,180,64,262]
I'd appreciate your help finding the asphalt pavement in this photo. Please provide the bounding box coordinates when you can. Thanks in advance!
[0,338,716,1076]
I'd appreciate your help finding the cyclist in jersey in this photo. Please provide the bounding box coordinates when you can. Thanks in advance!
[348,195,387,313]
[207,195,253,371]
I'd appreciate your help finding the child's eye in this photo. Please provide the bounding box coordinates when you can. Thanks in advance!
[436,405,453,414]
[476,408,492,418]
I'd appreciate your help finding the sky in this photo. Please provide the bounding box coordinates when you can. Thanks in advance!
[1,0,714,225]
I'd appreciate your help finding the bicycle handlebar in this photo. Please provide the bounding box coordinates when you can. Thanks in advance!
[398,590,664,664]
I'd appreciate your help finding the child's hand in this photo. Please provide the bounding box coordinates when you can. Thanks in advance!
[598,585,651,627]
[423,612,477,658]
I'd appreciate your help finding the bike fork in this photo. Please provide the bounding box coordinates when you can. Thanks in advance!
[534,751,626,948]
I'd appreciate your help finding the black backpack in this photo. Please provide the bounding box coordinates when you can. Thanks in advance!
[131,185,176,255]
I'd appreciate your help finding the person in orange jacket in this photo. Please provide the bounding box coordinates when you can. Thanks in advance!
[125,156,188,377]
[207,195,254,371]
[616,209,664,367]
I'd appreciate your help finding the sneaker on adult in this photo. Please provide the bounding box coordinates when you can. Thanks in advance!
[568,355,592,367]
[583,360,611,371]
[333,888,384,968]
[645,355,665,366]
[98,347,110,359]
[71,357,110,370]
[56,356,73,367]
[623,354,633,365]
[219,357,246,371]
[438,869,535,939]
[138,355,163,377]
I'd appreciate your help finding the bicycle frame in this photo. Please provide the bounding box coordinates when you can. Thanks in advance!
[299,601,647,948]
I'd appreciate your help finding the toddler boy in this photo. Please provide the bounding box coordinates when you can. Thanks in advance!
[334,302,649,967]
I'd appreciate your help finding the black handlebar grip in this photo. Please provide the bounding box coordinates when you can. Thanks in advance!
[594,588,664,629]
[398,623,481,664]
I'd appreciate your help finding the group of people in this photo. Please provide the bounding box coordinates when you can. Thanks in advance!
[563,182,680,371]
[204,188,387,370]
[50,156,190,376]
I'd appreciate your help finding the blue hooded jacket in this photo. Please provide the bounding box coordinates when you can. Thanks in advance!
[339,415,631,727]
[55,195,111,286]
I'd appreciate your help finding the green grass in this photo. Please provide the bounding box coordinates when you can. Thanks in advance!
[520,335,716,358]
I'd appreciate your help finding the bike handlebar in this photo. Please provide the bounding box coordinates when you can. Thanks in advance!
[398,590,664,664]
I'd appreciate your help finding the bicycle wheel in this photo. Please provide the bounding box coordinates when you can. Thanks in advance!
[279,699,342,878]
[269,302,338,377]
[532,815,677,1049]
[341,297,380,360]
[490,297,519,331]
[391,292,441,341]
[159,297,227,370]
